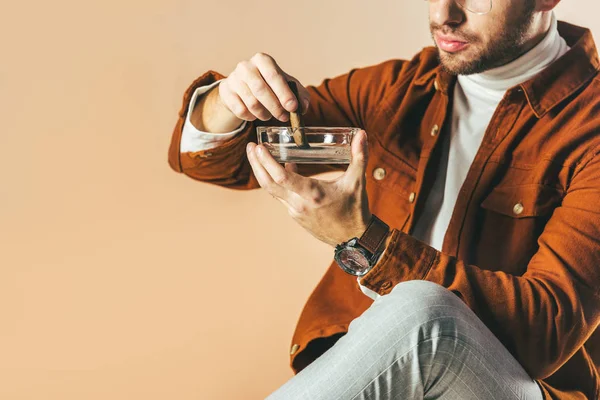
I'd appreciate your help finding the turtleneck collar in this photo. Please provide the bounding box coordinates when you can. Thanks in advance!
[457,12,570,97]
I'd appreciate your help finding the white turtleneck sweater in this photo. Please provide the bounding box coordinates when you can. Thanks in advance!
[180,13,569,300]
[410,13,570,252]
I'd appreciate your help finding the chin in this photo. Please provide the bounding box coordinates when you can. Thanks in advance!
[437,50,487,76]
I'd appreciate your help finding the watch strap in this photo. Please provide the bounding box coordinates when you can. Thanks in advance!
[357,214,390,255]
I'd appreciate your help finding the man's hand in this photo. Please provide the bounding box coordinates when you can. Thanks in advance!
[190,52,311,133]
[246,130,372,247]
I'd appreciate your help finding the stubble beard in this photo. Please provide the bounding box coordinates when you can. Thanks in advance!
[433,4,537,75]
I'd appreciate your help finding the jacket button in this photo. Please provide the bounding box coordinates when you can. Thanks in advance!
[409,192,416,203]
[513,203,524,215]
[290,343,300,355]
[434,79,439,91]
[431,124,439,137]
[373,167,386,180]
[380,281,392,290]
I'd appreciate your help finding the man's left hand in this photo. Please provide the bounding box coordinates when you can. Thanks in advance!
[246,130,372,247]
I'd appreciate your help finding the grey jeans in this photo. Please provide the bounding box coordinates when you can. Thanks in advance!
[267,280,543,400]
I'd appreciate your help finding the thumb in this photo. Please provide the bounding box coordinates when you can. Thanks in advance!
[344,130,368,183]
[284,162,298,174]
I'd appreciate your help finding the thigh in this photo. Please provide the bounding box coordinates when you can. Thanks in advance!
[267,280,543,400]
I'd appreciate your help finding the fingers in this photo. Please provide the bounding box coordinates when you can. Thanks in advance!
[219,52,311,122]
[218,80,257,121]
[237,60,289,122]
[284,162,298,174]
[247,143,307,214]
[250,53,311,114]
[248,143,326,210]
[343,130,369,187]
[253,145,311,197]
[247,143,289,198]
[234,76,272,121]
[252,54,299,113]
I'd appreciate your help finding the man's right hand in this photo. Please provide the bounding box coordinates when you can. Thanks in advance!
[219,52,311,122]
[190,53,311,133]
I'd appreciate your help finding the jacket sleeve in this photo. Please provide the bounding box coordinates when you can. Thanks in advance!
[167,58,416,190]
[180,80,248,153]
[359,149,600,380]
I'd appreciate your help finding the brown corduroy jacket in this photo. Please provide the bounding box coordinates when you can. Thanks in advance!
[168,21,600,400]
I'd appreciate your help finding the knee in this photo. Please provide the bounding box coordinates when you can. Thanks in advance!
[387,280,462,309]
[370,280,470,339]
[344,281,476,367]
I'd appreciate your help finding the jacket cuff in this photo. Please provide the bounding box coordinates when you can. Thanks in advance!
[180,81,247,153]
[168,70,228,172]
[358,229,438,295]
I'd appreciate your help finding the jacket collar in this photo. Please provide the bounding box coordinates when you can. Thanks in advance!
[419,21,600,118]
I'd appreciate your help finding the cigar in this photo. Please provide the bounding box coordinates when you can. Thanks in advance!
[288,81,311,149]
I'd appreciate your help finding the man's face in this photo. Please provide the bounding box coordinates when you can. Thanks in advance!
[429,0,538,75]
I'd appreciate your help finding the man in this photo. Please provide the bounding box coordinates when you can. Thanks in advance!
[168,0,599,398]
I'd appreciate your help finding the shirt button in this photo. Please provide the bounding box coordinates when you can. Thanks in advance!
[513,203,524,215]
[373,167,386,180]
[290,343,300,355]
[431,124,439,137]
[409,192,416,203]
[434,79,439,91]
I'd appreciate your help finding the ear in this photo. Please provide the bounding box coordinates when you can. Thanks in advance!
[536,0,561,12]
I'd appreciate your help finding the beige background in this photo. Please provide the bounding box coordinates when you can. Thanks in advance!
[0,1,596,399]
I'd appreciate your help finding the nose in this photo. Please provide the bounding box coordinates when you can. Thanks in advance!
[428,0,465,27]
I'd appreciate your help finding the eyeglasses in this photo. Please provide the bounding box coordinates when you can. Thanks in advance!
[426,0,493,15]
[459,0,492,14]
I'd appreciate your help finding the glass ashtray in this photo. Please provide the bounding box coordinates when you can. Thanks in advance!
[256,126,360,164]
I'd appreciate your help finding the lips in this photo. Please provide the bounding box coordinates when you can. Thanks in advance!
[435,33,469,53]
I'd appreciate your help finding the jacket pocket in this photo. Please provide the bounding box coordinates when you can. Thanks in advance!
[365,138,417,230]
[480,184,564,218]
[475,184,564,274]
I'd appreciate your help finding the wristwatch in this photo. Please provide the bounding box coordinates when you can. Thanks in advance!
[334,214,390,277]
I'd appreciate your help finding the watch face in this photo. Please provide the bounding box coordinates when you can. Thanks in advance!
[335,248,371,276]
